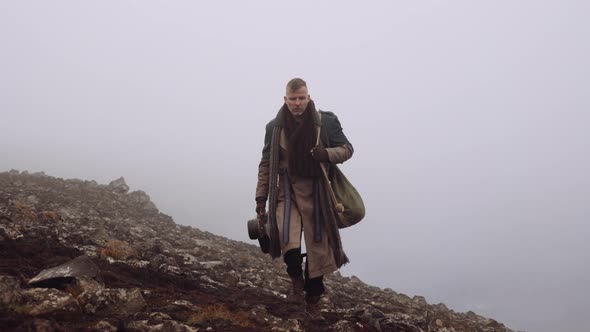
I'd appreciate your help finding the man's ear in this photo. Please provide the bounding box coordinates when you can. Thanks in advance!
[284,96,287,103]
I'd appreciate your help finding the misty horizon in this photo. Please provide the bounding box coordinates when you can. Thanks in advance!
[2,1,589,331]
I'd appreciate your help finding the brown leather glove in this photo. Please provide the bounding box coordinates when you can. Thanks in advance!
[255,197,266,216]
[311,146,330,162]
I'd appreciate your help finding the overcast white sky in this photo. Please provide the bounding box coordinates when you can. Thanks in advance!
[1,1,589,331]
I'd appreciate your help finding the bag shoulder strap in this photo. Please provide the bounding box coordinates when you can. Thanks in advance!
[315,112,344,213]
[316,112,322,146]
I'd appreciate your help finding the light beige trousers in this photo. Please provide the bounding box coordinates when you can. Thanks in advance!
[276,173,338,279]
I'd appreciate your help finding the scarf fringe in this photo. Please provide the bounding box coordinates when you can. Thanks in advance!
[268,126,282,258]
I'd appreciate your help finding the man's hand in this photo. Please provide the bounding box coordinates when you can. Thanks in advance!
[311,146,330,162]
[255,197,266,216]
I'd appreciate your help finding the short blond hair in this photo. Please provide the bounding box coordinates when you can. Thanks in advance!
[286,78,307,93]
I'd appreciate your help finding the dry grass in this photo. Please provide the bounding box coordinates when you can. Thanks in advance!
[13,200,37,221]
[12,200,62,223]
[37,211,62,222]
[188,304,253,328]
[236,254,251,265]
[97,240,138,260]
[64,283,84,298]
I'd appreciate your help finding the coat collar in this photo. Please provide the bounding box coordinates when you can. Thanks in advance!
[274,101,321,127]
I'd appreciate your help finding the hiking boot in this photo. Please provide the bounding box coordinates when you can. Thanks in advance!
[305,295,326,322]
[286,276,305,303]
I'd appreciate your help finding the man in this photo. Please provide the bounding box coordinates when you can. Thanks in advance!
[255,78,354,321]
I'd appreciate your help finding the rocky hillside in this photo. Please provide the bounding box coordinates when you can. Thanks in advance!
[0,170,514,332]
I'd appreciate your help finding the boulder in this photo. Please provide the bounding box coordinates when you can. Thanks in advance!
[29,255,99,286]
[108,177,129,194]
[128,190,158,211]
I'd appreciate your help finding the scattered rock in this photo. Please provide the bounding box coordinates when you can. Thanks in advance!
[150,253,177,269]
[23,318,62,332]
[0,170,515,332]
[26,195,39,205]
[199,261,224,269]
[161,320,199,332]
[94,320,118,332]
[18,288,81,316]
[75,276,104,295]
[170,300,201,312]
[0,275,21,306]
[77,288,146,316]
[149,311,173,323]
[127,320,154,331]
[0,223,23,240]
[332,320,363,332]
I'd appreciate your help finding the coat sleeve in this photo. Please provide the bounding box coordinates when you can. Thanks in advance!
[255,121,274,201]
[322,111,354,164]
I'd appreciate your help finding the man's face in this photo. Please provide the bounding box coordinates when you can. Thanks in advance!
[284,87,310,118]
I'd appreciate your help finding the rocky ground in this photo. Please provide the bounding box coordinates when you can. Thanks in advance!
[0,170,514,332]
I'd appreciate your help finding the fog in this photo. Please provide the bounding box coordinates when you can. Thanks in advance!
[2,1,589,331]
